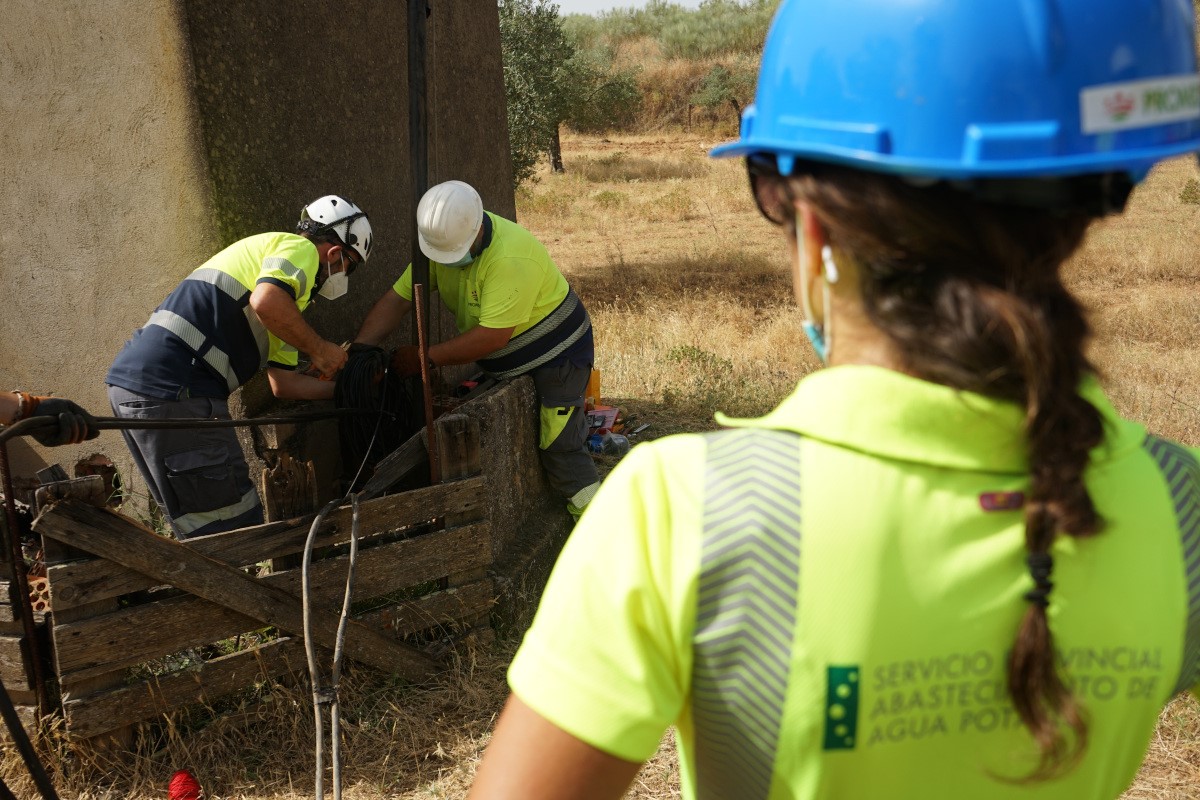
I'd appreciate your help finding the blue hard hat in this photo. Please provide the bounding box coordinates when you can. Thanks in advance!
[711,0,1200,180]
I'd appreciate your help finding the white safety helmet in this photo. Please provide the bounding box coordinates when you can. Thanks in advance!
[416,181,483,263]
[299,195,373,262]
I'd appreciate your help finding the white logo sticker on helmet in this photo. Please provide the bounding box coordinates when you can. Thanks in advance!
[1081,76,1200,135]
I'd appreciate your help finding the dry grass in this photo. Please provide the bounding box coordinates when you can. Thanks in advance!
[520,133,1200,799]
[568,152,709,183]
[1067,156,1200,445]
[9,132,1200,798]
[519,131,811,429]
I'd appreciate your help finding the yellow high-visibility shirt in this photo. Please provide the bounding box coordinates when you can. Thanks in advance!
[510,365,1200,799]
[392,212,568,336]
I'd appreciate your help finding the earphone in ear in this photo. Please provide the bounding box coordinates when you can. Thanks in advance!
[821,245,840,284]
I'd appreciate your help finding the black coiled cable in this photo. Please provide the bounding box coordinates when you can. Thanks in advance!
[333,346,424,489]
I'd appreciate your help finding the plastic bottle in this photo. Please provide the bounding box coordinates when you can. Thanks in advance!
[601,433,630,456]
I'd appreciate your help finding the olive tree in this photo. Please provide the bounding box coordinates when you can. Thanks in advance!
[498,0,576,185]
[499,0,643,183]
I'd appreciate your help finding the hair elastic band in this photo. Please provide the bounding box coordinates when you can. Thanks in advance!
[1023,551,1054,609]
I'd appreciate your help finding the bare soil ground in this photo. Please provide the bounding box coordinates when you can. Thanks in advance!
[9,131,1200,798]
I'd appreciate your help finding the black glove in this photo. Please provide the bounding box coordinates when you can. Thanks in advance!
[29,398,100,447]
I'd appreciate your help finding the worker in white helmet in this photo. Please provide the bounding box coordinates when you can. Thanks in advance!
[106,195,372,539]
[356,180,601,520]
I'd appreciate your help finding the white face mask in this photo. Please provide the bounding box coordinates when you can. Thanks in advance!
[317,255,350,301]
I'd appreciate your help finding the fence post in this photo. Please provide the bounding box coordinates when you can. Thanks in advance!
[435,414,491,640]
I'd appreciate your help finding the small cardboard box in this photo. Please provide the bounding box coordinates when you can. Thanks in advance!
[585,369,601,409]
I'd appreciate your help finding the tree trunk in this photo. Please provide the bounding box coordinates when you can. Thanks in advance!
[549,126,564,174]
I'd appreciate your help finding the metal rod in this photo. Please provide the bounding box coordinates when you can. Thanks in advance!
[0,444,48,719]
[408,0,431,347]
[414,283,440,484]
[0,409,378,447]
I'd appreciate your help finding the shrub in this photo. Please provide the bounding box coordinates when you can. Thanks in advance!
[572,152,708,182]
[645,185,697,221]
[1181,178,1200,205]
[593,190,629,209]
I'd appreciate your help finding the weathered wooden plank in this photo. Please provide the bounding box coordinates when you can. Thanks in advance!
[4,687,38,707]
[37,476,110,566]
[0,581,16,624]
[52,521,491,685]
[360,429,429,500]
[46,477,485,611]
[52,595,133,749]
[440,415,490,595]
[61,580,495,739]
[36,501,438,681]
[34,475,107,512]
[372,579,495,637]
[64,636,308,740]
[436,414,482,484]
[0,635,30,690]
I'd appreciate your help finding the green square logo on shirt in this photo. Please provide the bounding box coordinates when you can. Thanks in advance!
[824,665,861,750]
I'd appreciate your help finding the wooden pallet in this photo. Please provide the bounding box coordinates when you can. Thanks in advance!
[25,413,493,744]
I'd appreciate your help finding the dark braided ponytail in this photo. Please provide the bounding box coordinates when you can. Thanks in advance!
[788,163,1105,779]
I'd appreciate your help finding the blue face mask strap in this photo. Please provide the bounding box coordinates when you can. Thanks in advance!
[796,215,839,364]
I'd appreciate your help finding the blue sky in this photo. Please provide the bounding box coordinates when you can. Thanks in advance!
[557,0,703,15]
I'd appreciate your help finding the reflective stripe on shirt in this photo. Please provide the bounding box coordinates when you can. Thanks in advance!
[190,267,250,303]
[478,289,592,379]
[244,306,269,360]
[694,428,803,800]
[145,310,240,392]
[262,256,308,299]
[1142,434,1200,695]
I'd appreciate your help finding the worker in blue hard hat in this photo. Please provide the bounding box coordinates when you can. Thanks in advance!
[468,1,1200,798]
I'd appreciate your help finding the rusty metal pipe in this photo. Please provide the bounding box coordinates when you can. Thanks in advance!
[413,283,440,484]
[0,443,48,718]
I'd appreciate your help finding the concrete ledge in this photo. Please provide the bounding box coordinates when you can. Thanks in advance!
[455,376,568,564]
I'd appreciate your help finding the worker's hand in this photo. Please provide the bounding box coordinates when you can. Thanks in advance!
[28,398,100,447]
[309,340,348,380]
[390,345,423,379]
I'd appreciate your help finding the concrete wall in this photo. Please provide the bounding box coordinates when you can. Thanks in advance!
[457,377,562,563]
[0,0,515,504]
[0,0,218,487]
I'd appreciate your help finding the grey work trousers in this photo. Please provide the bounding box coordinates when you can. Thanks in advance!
[107,385,264,539]
[530,358,600,500]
